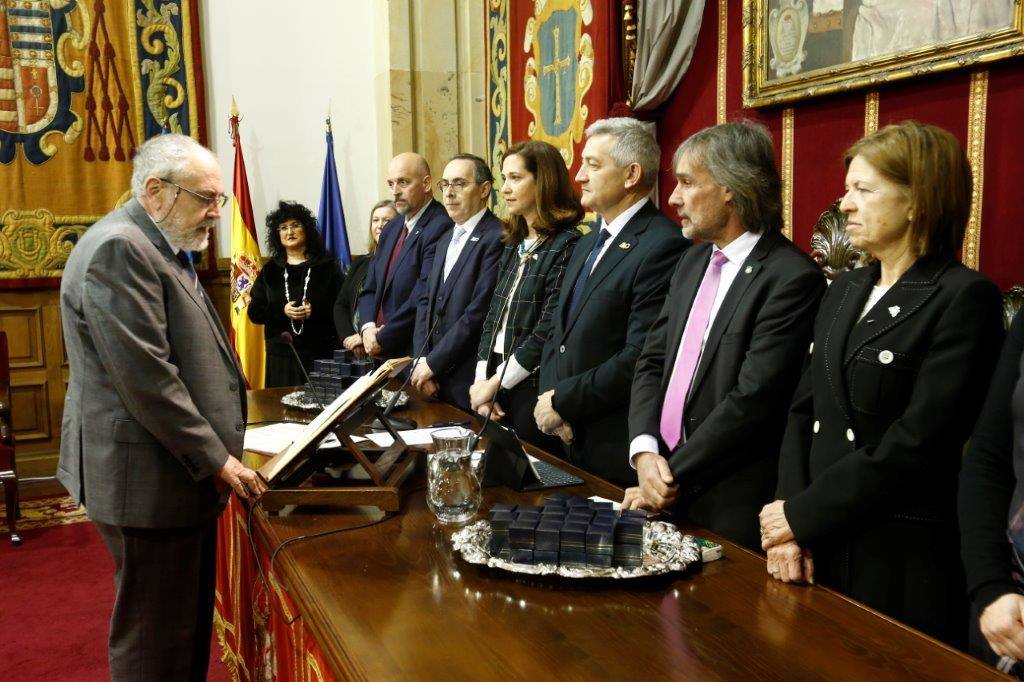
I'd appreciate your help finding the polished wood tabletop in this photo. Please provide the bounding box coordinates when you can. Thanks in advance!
[243,387,1001,680]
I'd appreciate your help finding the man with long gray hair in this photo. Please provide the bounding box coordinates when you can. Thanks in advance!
[535,117,689,486]
[59,133,265,679]
[624,120,826,551]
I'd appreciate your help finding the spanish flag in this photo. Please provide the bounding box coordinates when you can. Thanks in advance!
[228,98,265,389]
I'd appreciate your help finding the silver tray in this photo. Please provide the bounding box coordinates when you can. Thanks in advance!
[280,388,409,412]
[451,519,702,579]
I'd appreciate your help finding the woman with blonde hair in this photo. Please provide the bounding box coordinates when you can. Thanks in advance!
[761,121,1004,647]
[334,200,397,357]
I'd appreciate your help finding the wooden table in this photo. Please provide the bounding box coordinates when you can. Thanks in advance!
[217,387,1001,680]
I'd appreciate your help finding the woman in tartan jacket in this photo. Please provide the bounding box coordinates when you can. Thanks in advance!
[470,140,584,449]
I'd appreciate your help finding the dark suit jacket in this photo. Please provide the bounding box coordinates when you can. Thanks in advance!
[958,308,1023,626]
[477,228,581,376]
[540,201,689,485]
[630,230,826,550]
[414,210,504,410]
[358,199,453,357]
[58,199,246,528]
[777,255,1004,644]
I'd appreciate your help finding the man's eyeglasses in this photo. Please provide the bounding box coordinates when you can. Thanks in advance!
[437,179,478,193]
[161,179,228,208]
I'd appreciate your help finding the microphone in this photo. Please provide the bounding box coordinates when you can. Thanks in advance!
[279,332,327,411]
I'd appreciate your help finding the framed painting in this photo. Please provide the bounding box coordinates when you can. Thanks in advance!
[743,0,1024,107]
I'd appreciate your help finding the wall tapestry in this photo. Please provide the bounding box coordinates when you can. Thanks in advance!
[0,0,207,286]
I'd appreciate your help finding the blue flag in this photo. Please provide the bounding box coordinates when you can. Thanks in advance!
[318,118,351,266]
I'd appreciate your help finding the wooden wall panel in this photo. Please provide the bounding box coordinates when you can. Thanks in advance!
[0,290,67,477]
[0,306,45,369]
[11,382,49,442]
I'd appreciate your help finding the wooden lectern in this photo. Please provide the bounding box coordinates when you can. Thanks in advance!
[257,358,418,513]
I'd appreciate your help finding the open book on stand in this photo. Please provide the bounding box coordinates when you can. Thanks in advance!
[256,357,413,512]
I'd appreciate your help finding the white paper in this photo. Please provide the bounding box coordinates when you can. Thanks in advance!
[245,422,341,456]
[363,427,439,447]
[588,494,623,511]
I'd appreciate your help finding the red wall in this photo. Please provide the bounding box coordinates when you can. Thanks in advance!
[652,1,1024,290]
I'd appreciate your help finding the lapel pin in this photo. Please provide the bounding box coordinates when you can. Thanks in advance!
[888,305,900,318]
[470,236,480,242]
[744,265,753,274]
[532,254,538,260]
[619,242,631,250]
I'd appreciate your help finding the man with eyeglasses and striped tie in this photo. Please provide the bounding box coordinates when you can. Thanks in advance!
[410,154,504,410]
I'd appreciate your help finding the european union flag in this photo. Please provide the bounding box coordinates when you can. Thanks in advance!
[318,117,351,267]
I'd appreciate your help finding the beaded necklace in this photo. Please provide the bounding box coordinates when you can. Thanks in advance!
[283,261,312,335]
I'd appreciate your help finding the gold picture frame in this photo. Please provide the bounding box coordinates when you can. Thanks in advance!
[743,0,1024,108]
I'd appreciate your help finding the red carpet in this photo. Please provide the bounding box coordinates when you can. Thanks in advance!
[0,499,233,681]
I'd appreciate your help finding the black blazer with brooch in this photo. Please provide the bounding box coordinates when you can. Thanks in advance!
[777,255,1004,645]
[476,228,581,378]
[629,230,826,550]
[540,202,690,485]
[414,210,504,410]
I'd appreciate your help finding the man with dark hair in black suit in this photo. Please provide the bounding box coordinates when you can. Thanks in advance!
[535,118,689,486]
[359,152,453,359]
[411,154,504,410]
[624,121,826,551]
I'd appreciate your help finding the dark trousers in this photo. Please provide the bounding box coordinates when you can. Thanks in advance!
[94,519,218,682]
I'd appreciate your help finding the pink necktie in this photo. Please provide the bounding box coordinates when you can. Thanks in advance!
[660,250,728,450]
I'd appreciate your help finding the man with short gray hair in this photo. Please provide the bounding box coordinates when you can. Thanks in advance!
[625,120,826,550]
[59,133,265,679]
[535,117,689,486]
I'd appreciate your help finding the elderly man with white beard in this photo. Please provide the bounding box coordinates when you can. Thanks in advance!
[58,133,265,680]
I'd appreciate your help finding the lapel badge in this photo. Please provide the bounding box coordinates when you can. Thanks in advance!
[744,265,753,274]
[888,305,900,318]
[470,236,480,242]
[619,242,631,250]
[532,254,539,260]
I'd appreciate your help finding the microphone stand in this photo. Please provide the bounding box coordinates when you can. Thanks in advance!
[279,332,327,411]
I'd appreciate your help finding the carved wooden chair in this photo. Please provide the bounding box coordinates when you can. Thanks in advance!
[0,331,19,545]
[809,199,1022,329]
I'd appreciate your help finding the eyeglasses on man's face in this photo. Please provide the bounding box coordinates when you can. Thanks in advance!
[161,178,228,208]
[437,179,478,193]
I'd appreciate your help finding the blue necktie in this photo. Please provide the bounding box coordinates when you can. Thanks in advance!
[567,228,610,321]
[177,250,197,286]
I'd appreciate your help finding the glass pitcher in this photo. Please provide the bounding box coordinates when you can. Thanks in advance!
[427,426,484,524]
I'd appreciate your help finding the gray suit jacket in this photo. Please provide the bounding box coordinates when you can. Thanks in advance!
[58,199,246,528]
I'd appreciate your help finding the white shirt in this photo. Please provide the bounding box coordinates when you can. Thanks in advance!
[859,284,891,320]
[588,197,649,273]
[629,230,762,467]
[443,207,486,281]
[403,199,430,232]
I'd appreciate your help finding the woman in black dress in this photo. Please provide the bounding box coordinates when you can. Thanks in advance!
[248,201,343,387]
[760,121,1005,647]
[334,200,397,357]
[470,140,583,450]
